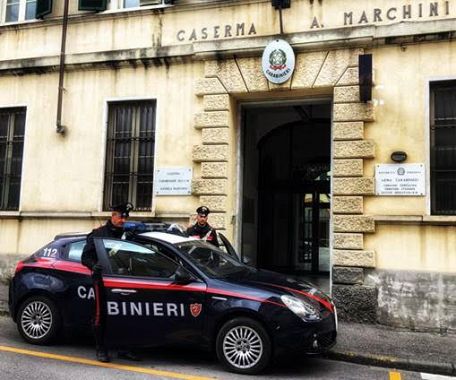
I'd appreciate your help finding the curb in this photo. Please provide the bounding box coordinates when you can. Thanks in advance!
[326,350,456,376]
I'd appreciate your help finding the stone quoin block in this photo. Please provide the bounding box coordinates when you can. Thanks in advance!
[195,111,230,128]
[199,195,227,212]
[333,122,364,141]
[333,178,375,195]
[333,196,364,214]
[207,212,226,230]
[205,60,248,93]
[333,159,363,177]
[202,128,229,145]
[203,94,230,111]
[333,215,375,233]
[332,284,377,323]
[291,51,328,89]
[334,140,375,159]
[237,57,269,92]
[333,233,364,249]
[192,178,227,195]
[192,145,228,162]
[333,266,364,284]
[195,78,227,96]
[314,49,353,87]
[333,249,376,268]
[333,103,375,122]
[334,86,361,103]
[337,67,359,86]
[201,162,228,178]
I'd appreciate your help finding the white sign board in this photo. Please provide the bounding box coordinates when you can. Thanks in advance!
[154,168,192,195]
[375,164,425,196]
[262,39,295,84]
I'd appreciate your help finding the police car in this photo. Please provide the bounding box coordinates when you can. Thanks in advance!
[8,224,337,375]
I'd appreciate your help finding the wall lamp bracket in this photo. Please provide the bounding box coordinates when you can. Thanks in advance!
[271,0,291,34]
[391,151,407,163]
[271,0,291,9]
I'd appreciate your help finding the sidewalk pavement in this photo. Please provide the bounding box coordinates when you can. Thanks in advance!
[0,282,454,376]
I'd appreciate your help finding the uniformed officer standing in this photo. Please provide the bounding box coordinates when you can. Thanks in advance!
[187,206,219,247]
[81,202,137,363]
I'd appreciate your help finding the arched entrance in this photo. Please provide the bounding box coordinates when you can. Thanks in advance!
[240,101,331,279]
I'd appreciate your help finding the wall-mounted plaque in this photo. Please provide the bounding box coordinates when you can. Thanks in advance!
[375,164,425,196]
[154,168,192,195]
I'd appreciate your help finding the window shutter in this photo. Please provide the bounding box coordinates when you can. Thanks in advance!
[78,0,108,11]
[36,0,53,19]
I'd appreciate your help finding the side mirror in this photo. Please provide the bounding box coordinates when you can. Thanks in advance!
[174,266,195,284]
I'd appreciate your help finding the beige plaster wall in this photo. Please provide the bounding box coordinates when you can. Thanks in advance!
[0,218,98,256]
[363,41,456,273]
[0,60,210,254]
[365,224,456,273]
[1,0,456,61]
[364,41,456,216]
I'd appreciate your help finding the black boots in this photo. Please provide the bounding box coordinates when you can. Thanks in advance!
[96,349,110,363]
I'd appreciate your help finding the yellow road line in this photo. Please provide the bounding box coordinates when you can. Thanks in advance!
[389,371,402,380]
[0,345,214,380]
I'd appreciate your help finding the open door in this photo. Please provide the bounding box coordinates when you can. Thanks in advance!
[218,233,241,262]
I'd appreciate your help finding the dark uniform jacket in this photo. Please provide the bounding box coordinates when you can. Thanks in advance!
[81,220,124,270]
[187,223,219,247]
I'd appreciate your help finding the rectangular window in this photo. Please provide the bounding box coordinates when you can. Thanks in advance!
[104,101,156,212]
[0,107,25,211]
[4,0,36,23]
[430,81,456,214]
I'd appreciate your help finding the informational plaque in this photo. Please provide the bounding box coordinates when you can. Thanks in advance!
[154,168,192,195]
[375,164,425,196]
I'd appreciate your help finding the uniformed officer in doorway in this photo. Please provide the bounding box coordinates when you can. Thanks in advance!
[187,206,220,247]
[81,202,140,363]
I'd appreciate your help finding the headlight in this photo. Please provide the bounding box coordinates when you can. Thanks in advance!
[281,295,320,321]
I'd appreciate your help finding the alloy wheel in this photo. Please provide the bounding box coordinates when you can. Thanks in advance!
[222,325,263,369]
[20,301,53,340]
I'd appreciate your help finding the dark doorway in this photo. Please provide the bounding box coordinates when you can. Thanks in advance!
[241,102,331,277]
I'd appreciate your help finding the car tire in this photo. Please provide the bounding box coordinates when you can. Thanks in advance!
[216,317,272,375]
[17,296,61,345]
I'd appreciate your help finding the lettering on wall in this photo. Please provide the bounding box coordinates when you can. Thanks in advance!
[175,1,453,42]
[177,23,257,42]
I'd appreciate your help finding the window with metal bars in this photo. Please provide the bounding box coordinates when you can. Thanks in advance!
[0,107,25,211]
[103,101,156,212]
[430,81,456,214]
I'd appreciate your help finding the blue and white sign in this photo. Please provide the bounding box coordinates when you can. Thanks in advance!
[262,39,295,84]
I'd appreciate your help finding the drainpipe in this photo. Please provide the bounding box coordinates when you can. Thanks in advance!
[56,0,69,135]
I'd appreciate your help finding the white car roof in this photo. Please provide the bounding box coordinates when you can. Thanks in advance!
[139,231,198,244]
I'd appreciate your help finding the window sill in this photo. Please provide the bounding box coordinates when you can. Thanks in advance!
[374,215,456,225]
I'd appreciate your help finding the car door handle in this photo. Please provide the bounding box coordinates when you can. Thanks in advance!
[111,288,137,295]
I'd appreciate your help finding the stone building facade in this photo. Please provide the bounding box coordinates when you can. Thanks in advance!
[0,0,455,332]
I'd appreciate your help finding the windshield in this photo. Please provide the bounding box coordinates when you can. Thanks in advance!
[176,240,252,278]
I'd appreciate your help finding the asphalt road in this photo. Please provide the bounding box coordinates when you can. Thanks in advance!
[0,316,447,380]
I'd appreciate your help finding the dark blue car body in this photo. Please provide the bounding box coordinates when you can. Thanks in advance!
[9,231,337,374]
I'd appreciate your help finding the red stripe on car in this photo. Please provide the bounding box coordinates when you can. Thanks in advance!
[258,283,334,312]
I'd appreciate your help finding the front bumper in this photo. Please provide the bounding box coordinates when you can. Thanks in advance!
[272,312,337,356]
